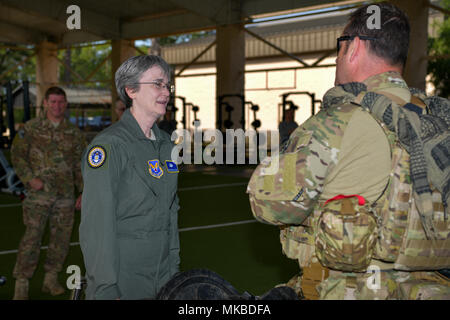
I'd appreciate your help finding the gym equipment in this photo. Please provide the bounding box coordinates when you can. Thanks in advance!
[0,149,25,197]
[1,81,32,147]
[245,101,261,131]
[185,102,200,127]
[174,96,200,129]
[217,94,245,131]
[156,268,300,300]
[280,91,321,121]
[0,275,6,286]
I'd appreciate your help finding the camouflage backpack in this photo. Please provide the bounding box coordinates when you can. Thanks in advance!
[352,88,450,271]
[285,85,449,273]
[318,83,449,270]
[249,83,449,274]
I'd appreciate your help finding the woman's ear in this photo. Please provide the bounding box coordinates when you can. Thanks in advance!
[125,87,136,100]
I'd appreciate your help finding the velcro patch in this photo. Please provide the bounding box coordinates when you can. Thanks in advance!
[87,145,107,168]
[148,159,164,178]
[165,160,179,173]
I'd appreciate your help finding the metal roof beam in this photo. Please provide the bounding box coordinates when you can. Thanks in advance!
[243,27,309,67]
[0,20,45,44]
[1,0,121,40]
[242,0,349,18]
[167,0,241,25]
[122,12,215,39]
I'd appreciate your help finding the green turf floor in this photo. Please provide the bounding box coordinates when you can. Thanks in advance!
[0,168,299,300]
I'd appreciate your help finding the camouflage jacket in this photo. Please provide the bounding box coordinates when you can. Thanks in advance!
[247,77,392,227]
[11,113,86,198]
[247,72,450,300]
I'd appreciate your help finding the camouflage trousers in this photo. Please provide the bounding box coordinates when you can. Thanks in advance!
[284,264,450,300]
[316,269,450,300]
[13,194,75,280]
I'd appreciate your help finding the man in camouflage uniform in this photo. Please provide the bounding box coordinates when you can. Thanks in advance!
[11,86,86,300]
[248,2,450,299]
[278,107,298,145]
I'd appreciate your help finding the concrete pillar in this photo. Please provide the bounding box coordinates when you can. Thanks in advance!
[111,39,136,121]
[391,0,428,90]
[35,40,59,116]
[216,23,245,130]
[149,38,161,56]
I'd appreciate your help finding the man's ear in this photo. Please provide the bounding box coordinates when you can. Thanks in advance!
[348,37,361,63]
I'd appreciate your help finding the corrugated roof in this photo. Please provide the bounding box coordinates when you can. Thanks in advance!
[161,8,444,65]
[161,9,350,65]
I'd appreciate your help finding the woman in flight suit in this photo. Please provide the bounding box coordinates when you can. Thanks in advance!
[80,55,180,300]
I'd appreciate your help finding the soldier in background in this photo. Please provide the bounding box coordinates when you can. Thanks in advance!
[158,106,177,136]
[247,2,449,299]
[11,86,86,300]
[114,98,126,120]
[278,107,298,145]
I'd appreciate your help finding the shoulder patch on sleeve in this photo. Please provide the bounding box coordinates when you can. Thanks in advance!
[87,145,108,168]
[165,160,179,173]
[17,129,25,139]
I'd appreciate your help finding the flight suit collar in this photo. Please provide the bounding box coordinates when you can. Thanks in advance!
[121,108,169,198]
[121,108,164,143]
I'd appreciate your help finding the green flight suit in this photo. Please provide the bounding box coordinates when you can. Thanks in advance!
[79,109,180,300]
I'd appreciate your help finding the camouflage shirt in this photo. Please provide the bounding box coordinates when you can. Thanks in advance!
[247,75,393,226]
[11,113,86,198]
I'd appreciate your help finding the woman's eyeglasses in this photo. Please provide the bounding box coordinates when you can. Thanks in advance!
[135,81,175,94]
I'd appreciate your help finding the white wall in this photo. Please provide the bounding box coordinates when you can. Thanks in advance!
[175,55,337,131]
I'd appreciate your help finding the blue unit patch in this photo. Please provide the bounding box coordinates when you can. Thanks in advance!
[148,159,164,178]
[87,146,107,168]
[165,160,179,173]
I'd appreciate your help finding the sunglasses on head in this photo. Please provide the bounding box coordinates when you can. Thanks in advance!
[336,35,377,54]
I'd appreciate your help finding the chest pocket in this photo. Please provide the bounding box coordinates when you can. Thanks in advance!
[131,156,159,198]
[162,160,179,196]
[29,130,51,163]
[315,196,378,272]
[30,129,69,171]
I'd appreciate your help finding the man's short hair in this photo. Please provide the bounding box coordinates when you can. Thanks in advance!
[344,2,410,67]
[115,55,171,108]
[44,86,67,101]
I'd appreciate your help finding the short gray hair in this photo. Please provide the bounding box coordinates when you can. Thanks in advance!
[115,55,172,108]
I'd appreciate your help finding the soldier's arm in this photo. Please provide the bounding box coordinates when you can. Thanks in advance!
[247,109,343,226]
[10,127,34,186]
[79,140,121,300]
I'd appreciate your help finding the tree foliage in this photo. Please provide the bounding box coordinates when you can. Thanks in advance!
[157,30,215,46]
[0,42,112,90]
[0,30,212,91]
[427,0,450,98]
[0,46,36,86]
[57,42,111,89]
